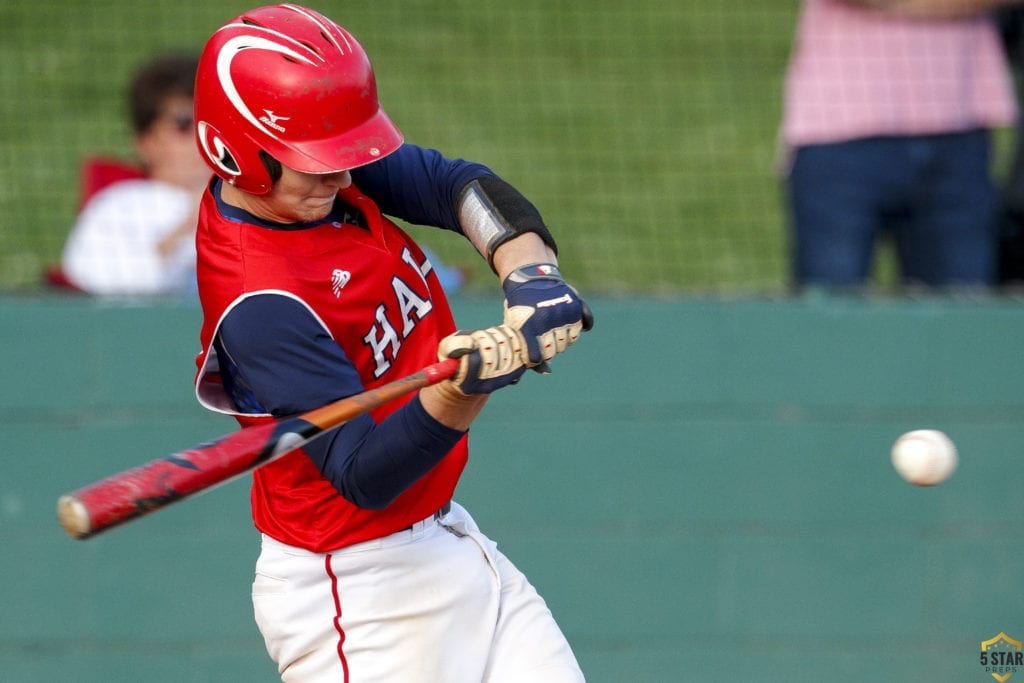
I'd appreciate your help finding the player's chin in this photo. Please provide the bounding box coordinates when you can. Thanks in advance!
[298,199,335,222]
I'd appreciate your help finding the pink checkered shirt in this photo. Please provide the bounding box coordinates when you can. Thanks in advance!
[782,0,1018,148]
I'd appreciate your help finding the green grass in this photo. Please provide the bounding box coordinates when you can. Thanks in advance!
[0,0,800,294]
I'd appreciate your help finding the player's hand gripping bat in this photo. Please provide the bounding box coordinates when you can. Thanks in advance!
[57,359,459,540]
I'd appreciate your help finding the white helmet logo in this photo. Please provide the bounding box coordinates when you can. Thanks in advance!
[260,110,290,132]
[197,121,241,178]
[215,31,321,139]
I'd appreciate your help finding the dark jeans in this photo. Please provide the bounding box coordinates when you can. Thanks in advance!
[787,130,998,289]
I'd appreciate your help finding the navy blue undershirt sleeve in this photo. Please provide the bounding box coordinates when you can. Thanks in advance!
[314,393,464,509]
[217,296,364,414]
[217,293,465,509]
[351,143,495,233]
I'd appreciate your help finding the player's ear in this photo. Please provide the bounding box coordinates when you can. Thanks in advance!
[259,152,283,185]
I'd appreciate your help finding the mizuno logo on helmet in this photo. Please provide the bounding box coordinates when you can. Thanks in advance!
[259,110,290,132]
[216,33,319,140]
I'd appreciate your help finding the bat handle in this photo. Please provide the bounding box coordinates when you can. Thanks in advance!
[423,357,460,384]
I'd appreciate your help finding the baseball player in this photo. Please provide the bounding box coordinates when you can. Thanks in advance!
[190,5,592,682]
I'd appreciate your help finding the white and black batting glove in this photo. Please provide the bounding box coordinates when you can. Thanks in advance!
[438,325,528,395]
[502,263,594,371]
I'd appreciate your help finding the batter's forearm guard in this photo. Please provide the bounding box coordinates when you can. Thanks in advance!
[457,176,558,272]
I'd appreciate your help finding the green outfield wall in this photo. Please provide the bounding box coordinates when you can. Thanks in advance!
[3,294,1024,682]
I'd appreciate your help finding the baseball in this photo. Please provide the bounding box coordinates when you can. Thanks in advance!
[890,429,958,486]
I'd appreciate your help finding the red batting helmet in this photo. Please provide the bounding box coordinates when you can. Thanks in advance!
[194,3,403,194]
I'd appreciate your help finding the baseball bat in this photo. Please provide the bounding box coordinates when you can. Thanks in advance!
[57,358,460,541]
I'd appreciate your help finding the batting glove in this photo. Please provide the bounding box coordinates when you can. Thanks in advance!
[438,325,528,395]
[502,263,594,370]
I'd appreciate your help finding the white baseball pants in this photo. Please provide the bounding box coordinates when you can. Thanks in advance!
[252,501,585,682]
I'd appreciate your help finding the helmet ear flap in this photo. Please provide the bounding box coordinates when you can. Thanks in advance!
[196,120,272,194]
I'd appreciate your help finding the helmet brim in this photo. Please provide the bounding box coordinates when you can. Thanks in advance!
[268,107,404,175]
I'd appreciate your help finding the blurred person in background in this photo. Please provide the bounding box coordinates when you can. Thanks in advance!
[780,0,1021,293]
[995,4,1024,284]
[55,52,470,298]
[418,245,471,294]
[58,54,209,296]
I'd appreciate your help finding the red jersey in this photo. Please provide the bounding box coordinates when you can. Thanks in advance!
[193,182,468,552]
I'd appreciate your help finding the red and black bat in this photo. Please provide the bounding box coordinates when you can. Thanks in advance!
[57,358,459,540]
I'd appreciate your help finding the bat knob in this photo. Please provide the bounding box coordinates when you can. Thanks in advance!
[57,494,93,540]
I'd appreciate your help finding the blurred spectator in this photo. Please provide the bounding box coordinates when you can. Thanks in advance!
[780,0,1020,293]
[420,245,471,293]
[996,4,1024,284]
[52,54,470,298]
[57,54,208,296]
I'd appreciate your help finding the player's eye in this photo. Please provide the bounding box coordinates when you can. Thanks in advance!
[163,112,194,133]
[172,114,194,133]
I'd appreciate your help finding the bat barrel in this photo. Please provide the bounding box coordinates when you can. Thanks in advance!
[56,358,462,540]
[55,420,283,540]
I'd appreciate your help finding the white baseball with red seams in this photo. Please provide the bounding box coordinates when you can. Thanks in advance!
[891,429,959,486]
